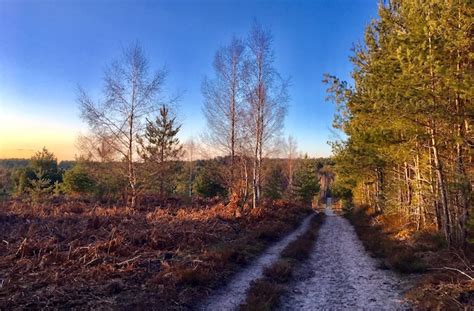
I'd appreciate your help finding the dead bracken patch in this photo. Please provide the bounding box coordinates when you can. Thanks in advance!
[0,198,311,309]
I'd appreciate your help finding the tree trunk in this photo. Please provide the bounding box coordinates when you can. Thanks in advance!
[430,125,451,245]
[230,79,236,197]
[128,111,137,209]
[413,152,425,230]
[455,94,470,247]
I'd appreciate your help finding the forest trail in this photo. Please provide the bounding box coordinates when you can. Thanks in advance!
[278,198,411,310]
[198,213,315,311]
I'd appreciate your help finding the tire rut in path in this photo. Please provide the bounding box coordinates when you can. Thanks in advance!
[198,213,315,311]
[278,199,411,310]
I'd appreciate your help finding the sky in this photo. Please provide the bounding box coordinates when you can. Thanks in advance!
[0,0,378,160]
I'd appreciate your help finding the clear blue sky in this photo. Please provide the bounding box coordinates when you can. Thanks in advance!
[0,0,378,160]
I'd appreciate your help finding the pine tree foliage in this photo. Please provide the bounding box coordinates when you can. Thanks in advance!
[27,170,54,202]
[262,163,287,200]
[326,0,472,247]
[138,105,183,196]
[138,105,183,163]
[63,163,96,196]
[293,155,320,204]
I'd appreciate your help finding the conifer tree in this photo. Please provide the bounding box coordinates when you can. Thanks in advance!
[325,0,472,247]
[262,163,287,200]
[293,155,320,204]
[138,105,183,196]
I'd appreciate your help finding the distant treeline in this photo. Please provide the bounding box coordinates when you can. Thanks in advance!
[0,158,74,170]
[0,147,333,207]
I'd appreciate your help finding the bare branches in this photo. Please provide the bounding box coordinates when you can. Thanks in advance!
[202,36,247,193]
[428,267,474,281]
[245,21,289,208]
[77,43,169,208]
[202,37,246,155]
[202,23,288,207]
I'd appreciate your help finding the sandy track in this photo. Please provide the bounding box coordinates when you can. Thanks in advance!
[278,199,410,310]
[198,213,314,311]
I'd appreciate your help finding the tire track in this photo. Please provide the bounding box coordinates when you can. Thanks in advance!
[198,213,315,311]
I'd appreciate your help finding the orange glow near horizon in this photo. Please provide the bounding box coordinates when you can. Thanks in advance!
[0,112,79,161]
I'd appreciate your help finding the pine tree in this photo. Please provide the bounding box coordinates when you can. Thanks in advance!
[138,105,183,196]
[325,0,472,247]
[293,155,320,205]
[27,169,54,202]
[262,163,287,200]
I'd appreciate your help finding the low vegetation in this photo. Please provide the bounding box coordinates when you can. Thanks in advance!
[0,198,312,309]
[240,213,325,311]
[0,138,328,308]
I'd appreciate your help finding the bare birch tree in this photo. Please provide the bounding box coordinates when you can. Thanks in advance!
[245,22,288,208]
[78,43,167,208]
[283,135,298,196]
[202,36,246,194]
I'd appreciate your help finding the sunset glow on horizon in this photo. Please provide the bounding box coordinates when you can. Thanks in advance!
[0,109,80,160]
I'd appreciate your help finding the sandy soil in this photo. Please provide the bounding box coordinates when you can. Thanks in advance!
[198,213,315,311]
[278,199,411,310]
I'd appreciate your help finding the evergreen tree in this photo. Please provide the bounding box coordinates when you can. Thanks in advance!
[325,0,472,247]
[293,155,320,204]
[13,147,61,197]
[262,163,287,200]
[27,169,54,202]
[138,105,183,196]
[194,160,227,198]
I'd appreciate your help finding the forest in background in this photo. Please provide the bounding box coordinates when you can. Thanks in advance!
[0,152,331,207]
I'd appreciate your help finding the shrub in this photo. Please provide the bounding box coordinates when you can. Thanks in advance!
[240,280,283,311]
[194,167,226,198]
[389,251,427,273]
[63,164,95,196]
[12,148,62,198]
[263,260,293,283]
[27,170,54,202]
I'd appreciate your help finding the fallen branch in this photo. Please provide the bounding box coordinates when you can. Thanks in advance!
[429,267,474,281]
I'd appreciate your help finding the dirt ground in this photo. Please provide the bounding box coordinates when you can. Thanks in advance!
[279,199,412,310]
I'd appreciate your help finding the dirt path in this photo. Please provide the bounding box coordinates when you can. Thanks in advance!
[198,213,314,311]
[278,198,411,310]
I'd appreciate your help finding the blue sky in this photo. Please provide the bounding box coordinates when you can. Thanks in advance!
[0,0,378,160]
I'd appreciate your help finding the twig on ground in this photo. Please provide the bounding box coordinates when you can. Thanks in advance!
[116,255,141,266]
[428,267,474,281]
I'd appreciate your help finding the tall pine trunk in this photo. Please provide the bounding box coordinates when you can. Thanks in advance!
[430,125,451,245]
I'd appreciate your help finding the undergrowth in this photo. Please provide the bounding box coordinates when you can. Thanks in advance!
[0,198,311,309]
[344,206,429,273]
